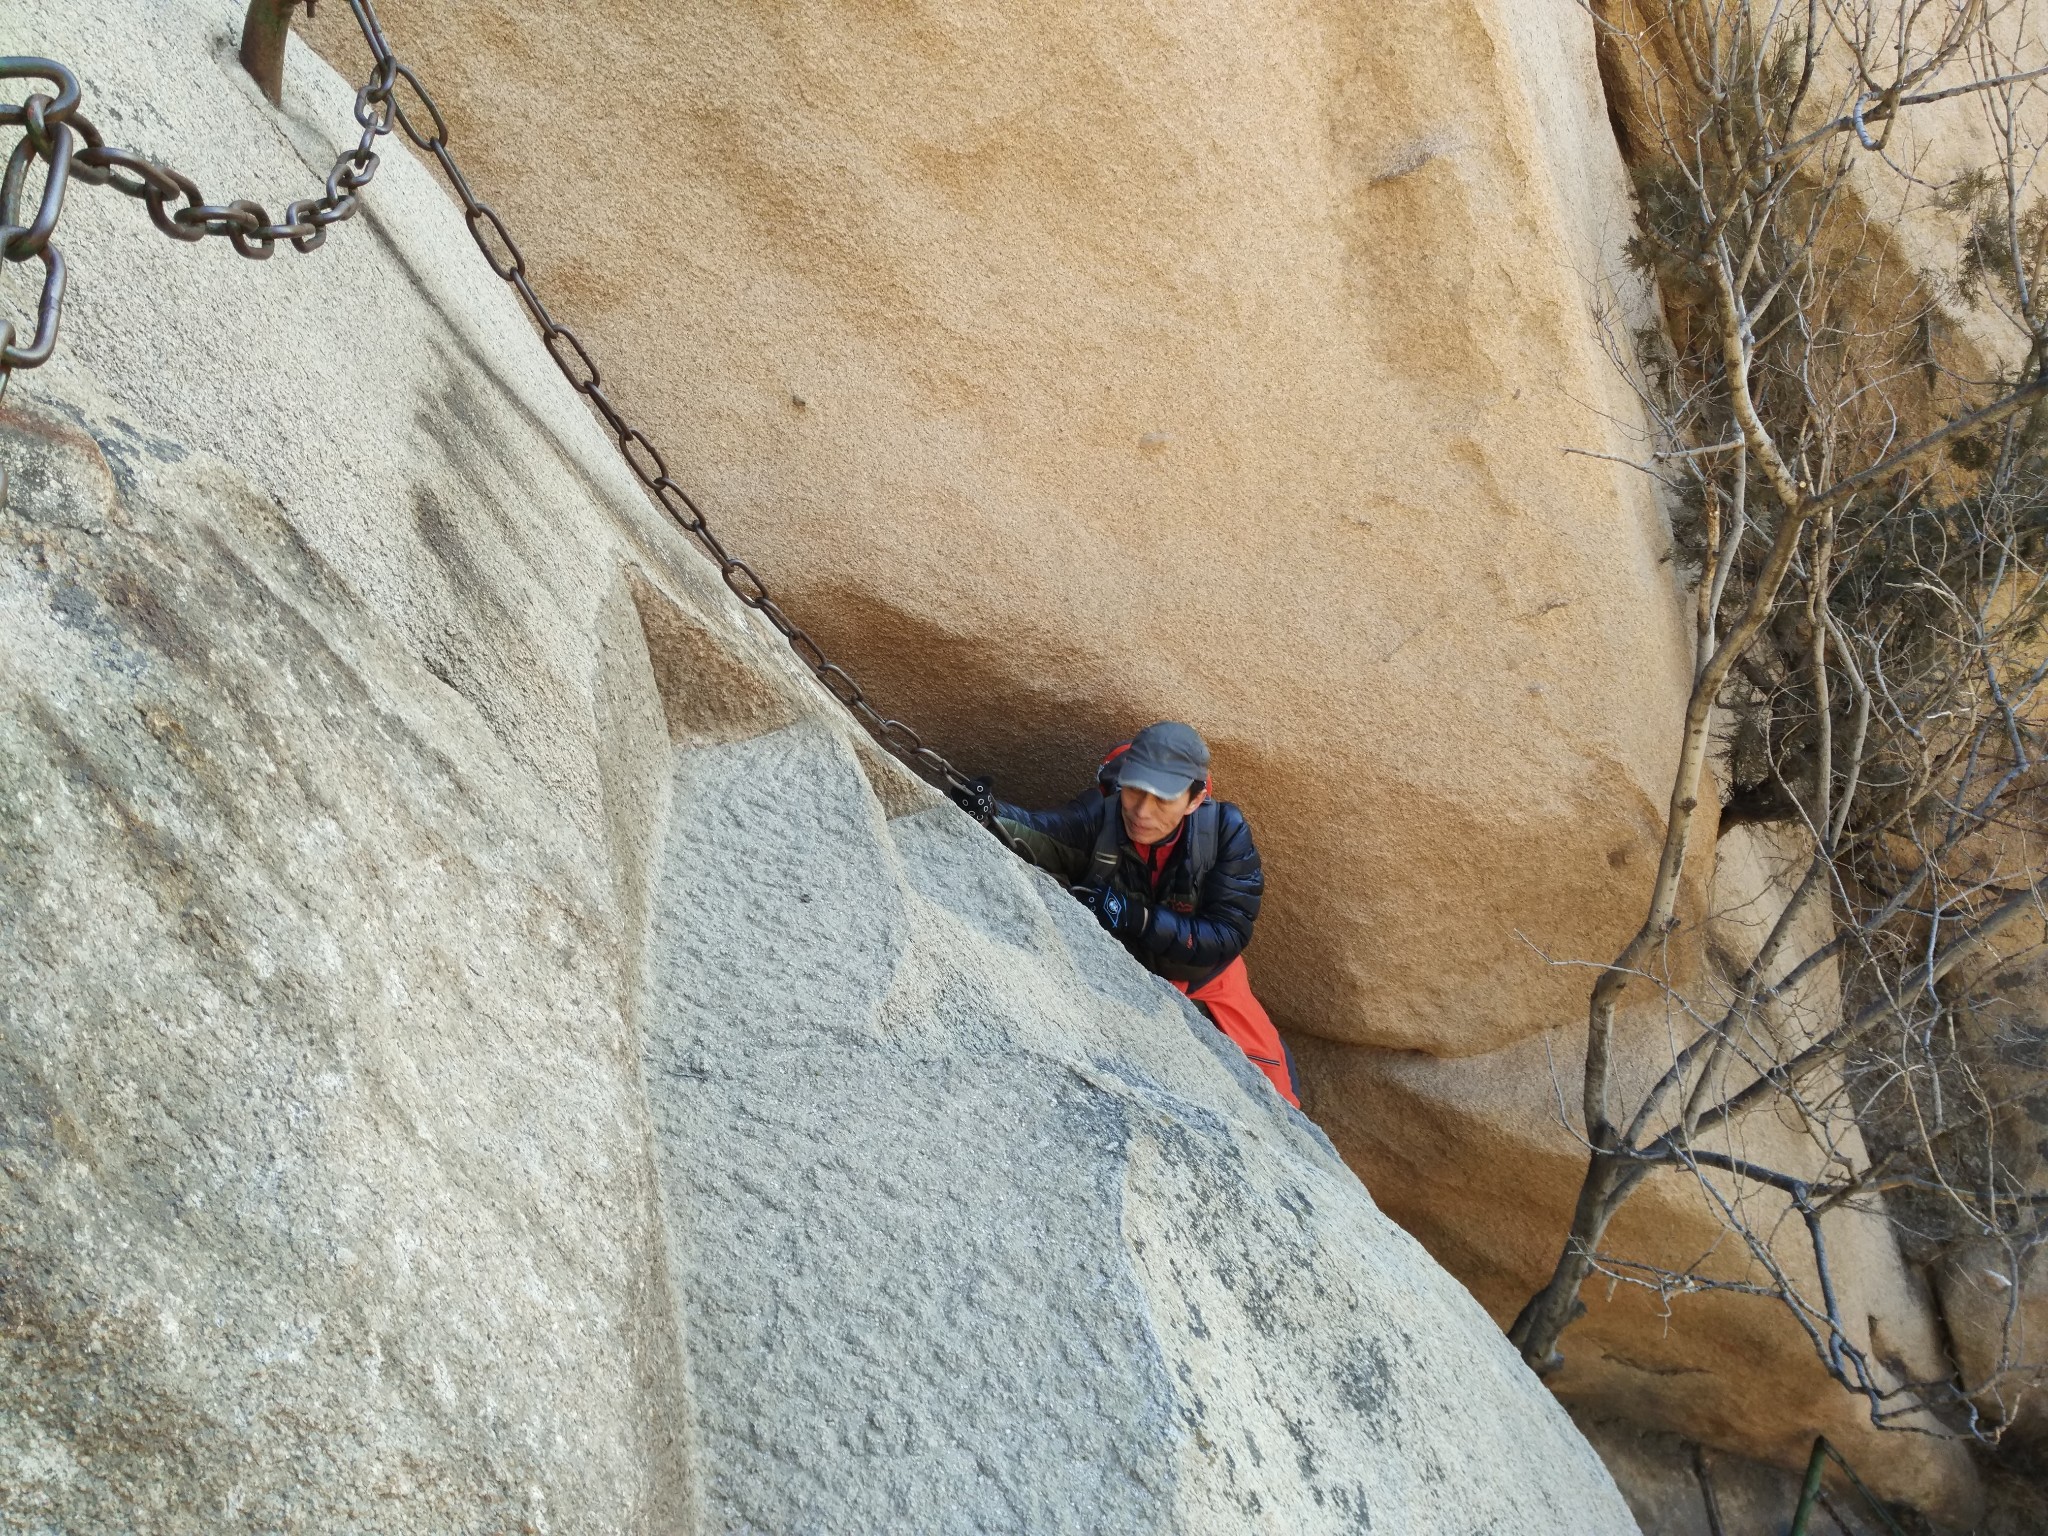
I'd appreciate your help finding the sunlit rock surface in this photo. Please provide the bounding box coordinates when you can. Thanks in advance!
[306,0,1699,1061]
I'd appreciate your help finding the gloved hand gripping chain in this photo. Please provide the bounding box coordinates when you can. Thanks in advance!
[1078,881,1151,939]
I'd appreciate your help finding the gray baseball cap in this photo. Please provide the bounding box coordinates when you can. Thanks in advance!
[1113,721,1211,799]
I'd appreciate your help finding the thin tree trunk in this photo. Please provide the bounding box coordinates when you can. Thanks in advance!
[1508,1154,1650,1369]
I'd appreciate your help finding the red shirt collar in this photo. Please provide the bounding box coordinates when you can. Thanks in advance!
[1130,823,1183,890]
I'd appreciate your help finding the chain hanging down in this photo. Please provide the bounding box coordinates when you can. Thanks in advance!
[0,0,978,798]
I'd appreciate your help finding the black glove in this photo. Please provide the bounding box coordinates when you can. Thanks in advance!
[947,775,998,825]
[1080,883,1151,938]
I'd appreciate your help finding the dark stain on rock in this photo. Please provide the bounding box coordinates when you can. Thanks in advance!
[0,1243,238,1526]
[1276,1183,1315,1222]
[106,416,189,465]
[95,420,189,502]
[362,246,662,558]
[22,400,188,504]
[409,478,557,729]
[179,512,495,824]
[1283,1407,1321,1478]
[1327,1481,1375,1532]
[134,703,202,775]
[105,568,204,665]
[47,576,105,635]
[28,698,240,970]
[414,481,478,587]
[1334,1337,1391,1418]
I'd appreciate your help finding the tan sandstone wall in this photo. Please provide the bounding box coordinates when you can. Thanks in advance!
[307,0,1696,1060]
[298,0,1989,1522]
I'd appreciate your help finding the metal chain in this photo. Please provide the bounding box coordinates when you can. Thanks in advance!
[0,42,397,401]
[0,2,976,796]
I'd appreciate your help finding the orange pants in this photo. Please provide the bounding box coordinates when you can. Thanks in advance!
[1176,957,1299,1107]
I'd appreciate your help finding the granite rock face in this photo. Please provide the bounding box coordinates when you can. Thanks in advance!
[639,719,1630,1533]
[0,2,1640,1530]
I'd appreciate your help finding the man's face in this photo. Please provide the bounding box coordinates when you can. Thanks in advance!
[1119,783,1203,848]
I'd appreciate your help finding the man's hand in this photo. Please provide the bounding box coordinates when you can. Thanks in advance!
[1080,883,1151,938]
[948,775,998,825]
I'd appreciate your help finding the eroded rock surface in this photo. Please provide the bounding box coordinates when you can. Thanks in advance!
[0,2,1640,1530]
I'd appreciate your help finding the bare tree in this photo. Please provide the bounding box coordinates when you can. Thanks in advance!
[1510,0,2048,1441]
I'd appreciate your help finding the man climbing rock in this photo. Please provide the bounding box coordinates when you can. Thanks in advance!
[953,722,1299,1106]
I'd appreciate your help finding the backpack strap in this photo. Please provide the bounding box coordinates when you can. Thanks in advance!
[1184,800,1220,889]
[1084,797,1123,890]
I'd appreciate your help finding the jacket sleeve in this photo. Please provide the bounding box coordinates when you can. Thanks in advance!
[1134,803,1264,972]
[991,794,1102,888]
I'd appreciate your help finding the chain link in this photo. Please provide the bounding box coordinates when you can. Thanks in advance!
[0,2,975,795]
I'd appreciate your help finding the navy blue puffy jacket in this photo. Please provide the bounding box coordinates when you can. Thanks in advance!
[993,792,1264,987]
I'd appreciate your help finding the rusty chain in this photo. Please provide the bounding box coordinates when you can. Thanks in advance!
[0,0,979,797]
